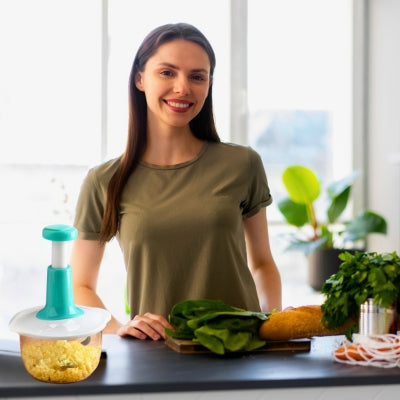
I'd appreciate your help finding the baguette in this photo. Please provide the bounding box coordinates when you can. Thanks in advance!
[259,305,354,341]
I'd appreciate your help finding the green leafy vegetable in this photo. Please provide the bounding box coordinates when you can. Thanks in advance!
[321,251,400,337]
[166,299,271,355]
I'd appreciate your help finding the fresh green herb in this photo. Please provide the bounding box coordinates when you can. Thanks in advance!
[321,251,400,335]
[166,299,271,355]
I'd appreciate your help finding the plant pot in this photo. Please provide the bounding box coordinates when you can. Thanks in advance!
[308,248,360,291]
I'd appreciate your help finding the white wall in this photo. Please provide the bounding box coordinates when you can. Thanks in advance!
[367,0,400,252]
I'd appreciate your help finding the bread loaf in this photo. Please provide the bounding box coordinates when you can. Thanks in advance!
[259,305,353,341]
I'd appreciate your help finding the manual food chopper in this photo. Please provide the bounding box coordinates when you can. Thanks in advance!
[9,224,110,384]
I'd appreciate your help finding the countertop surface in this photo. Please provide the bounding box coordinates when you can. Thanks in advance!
[1,334,400,398]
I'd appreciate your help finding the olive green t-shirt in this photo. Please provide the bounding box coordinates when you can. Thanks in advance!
[74,142,272,317]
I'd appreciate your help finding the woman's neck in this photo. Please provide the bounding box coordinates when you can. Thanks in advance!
[142,127,204,166]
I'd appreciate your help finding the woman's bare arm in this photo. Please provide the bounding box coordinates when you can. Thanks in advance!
[243,208,282,312]
[70,238,123,333]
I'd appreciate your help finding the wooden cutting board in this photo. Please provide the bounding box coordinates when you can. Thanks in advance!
[165,336,310,354]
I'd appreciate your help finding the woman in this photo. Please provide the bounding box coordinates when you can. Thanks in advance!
[71,23,282,341]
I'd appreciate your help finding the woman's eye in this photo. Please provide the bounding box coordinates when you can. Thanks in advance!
[160,70,173,77]
[191,74,206,82]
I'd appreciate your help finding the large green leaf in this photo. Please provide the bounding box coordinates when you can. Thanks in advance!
[327,187,351,223]
[326,171,359,199]
[282,166,320,205]
[277,197,309,227]
[286,236,329,256]
[341,210,387,242]
[326,171,359,223]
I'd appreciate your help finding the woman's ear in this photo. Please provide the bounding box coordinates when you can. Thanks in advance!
[135,72,144,91]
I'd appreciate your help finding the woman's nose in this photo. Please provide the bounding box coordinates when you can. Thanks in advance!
[173,76,191,95]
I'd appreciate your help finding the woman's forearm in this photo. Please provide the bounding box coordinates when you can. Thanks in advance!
[71,239,123,334]
[252,263,282,312]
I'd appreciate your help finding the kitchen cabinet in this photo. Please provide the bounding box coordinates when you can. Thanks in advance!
[1,334,400,399]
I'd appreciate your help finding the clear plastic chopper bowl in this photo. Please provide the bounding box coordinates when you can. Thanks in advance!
[8,225,111,384]
[9,305,110,384]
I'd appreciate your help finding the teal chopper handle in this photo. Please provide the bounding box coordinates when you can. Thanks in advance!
[36,224,84,320]
[42,224,78,241]
[42,224,78,268]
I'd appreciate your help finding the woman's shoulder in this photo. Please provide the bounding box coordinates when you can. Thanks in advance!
[207,141,261,162]
[90,156,121,174]
[85,156,122,186]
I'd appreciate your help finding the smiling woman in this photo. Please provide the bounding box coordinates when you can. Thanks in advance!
[71,22,282,341]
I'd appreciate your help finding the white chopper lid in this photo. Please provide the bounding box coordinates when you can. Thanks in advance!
[9,306,111,339]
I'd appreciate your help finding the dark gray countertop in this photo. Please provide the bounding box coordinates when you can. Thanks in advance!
[1,334,400,398]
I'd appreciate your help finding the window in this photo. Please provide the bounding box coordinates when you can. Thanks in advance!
[0,0,355,339]
[247,0,353,222]
[0,0,102,166]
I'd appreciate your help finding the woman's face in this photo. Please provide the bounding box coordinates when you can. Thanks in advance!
[135,39,211,132]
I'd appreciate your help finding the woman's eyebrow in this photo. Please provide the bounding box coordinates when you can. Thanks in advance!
[157,62,209,74]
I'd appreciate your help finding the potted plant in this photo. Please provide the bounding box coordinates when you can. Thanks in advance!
[277,165,388,290]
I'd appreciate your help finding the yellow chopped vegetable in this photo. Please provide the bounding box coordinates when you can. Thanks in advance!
[21,339,101,383]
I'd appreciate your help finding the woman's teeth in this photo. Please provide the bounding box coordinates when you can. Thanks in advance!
[168,101,190,108]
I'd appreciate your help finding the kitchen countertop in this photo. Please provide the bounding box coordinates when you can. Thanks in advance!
[1,334,400,398]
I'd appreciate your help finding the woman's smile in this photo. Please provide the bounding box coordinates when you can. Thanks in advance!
[164,99,194,113]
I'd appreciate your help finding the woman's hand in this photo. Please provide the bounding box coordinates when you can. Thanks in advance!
[117,312,174,340]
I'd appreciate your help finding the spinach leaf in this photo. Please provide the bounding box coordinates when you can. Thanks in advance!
[166,299,271,355]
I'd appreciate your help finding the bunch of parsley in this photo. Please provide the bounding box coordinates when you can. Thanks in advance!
[321,251,400,335]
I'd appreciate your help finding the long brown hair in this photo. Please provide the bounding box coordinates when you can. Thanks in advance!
[99,23,220,243]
